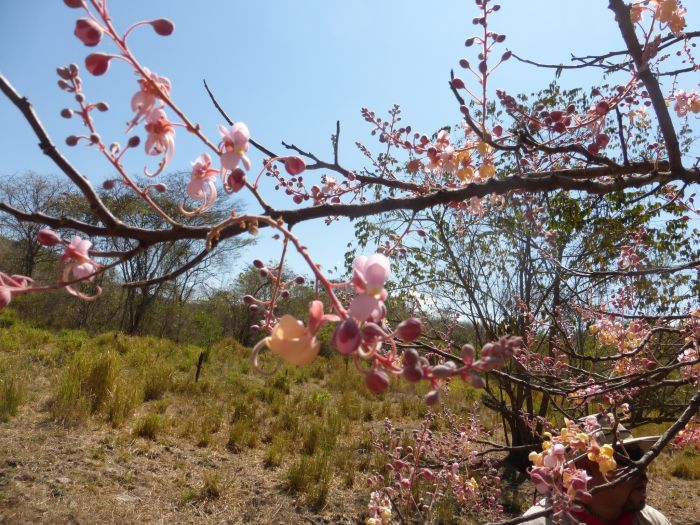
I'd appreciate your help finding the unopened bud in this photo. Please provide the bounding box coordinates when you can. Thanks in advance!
[37,229,61,246]
[284,156,306,175]
[95,102,109,112]
[85,53,112,76]
[396,318,422,342]
[89,133,100,144]
[56,67,71,80]
[60,108,73,119]
[74,18,103,47]
[452,77,465,90]
[127,135,141,148]
[150,18,175,36]
[365,370,390,393]
[243,295,255,305]
[63,0,84,7]
[65,135,79,146]
[403,349,419,367]
[469,374,485,388]
[153,183,167,193]
[253,259,265,269]
[424,390,440,405]
[294,275,305,285]
[332,318,362,355]
[57,80,70,91]
[431,361,457,378]
[102,179,116,190]
[461,344,475,365]
[402,365,424,383]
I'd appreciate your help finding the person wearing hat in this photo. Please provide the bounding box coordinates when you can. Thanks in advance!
[520,415,671,525]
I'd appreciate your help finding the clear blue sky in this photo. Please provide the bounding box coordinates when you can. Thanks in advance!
[0,1,696,277]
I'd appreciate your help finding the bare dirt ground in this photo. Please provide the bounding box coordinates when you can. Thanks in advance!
[0,390,365,524]
[2,391,699,525]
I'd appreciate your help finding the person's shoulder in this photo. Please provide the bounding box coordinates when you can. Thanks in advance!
[636,505,672,525]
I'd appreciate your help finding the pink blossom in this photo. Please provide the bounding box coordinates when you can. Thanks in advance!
[673,90,700,117]
[128,68,172,131]
[60,236,101,299]
[143,109,175,175]
[0,273,33,310]
[225,168,246,193]
[308,300,339,335]
[181,153,218,214]
[349,293,386,323]
[219,123,251,180]
[353,253,390,298]
[265,314,320,366]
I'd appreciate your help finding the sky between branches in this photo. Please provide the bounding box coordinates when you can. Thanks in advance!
[0,1,697,277]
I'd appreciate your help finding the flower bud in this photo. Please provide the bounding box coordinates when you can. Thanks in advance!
[332,318,362,355]
[402,365,424,383]
[65,135,79,146]
[362,322,387,340]
[153,183,167,193]
[102,179,116,190]
[56,67,71,80]
[431,361,457,378]
[95,102,109,112]
[226,168,246,193]
[461,344,475,365]
[60,108,73,119]
[294,275,305,285]
[595,101,610,116]
[469,374,485,388]
[85,53,112,76]
[365,370,390,393]
[37,229,61,246]
[74,18,103,47]
[150,19,175,36]
[63,0,84,8]
[284,156,306,175]
[253,259,265,269]
[243,295,255,304]
[452,77,465,89]
[396,318,422,342]
[424,390,440,405]
[402,348,419,367]
[127,135,141,148]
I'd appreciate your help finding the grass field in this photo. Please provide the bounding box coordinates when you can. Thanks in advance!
[0,314,698,524]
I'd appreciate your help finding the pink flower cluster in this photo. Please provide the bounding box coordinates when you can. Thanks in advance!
[0,229,103,310]
[673,90,700,117]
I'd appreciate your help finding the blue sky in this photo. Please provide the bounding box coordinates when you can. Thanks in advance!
[0,1,696,278]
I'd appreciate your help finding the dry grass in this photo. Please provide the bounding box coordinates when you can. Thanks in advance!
[0,316,698,524]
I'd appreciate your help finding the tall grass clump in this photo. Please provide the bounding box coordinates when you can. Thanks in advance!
[50,350,121,425]
[0,369,24,422]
